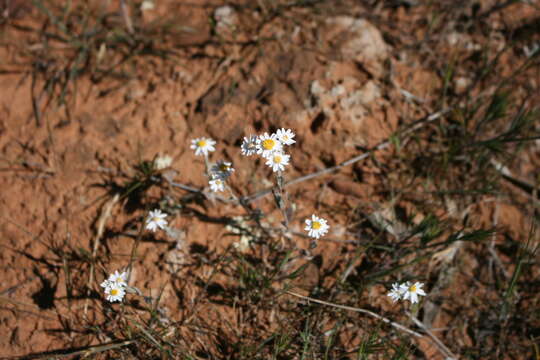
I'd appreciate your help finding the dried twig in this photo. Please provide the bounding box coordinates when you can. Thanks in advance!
[84,194,119,316]
[285,290,423,338]
[491,158,540,208]
[407,312,458,360]
[489,201,510,279]
[0,295,57,321]
[120,0,134,34]
[0,276,37,296]
[8,339,136,360]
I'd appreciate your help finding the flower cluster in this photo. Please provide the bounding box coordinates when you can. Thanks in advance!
[103,129,430,313]
[101,270,128,302]
[145,209,168,232]
[387,281,427,304]
[241,129,295,172]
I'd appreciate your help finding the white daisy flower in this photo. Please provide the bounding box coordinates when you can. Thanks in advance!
[190,137,216,156]
[100,279,110,289]
[387,282,404,302]
[304,214,330,239]
[240,135,258,156]
[400,281,427,304]
[265,151,290,172]
[100,270,128,289]
[209,177,225,192]
[145,209,168,232]
[256,132,282,158]
[154,154,173,170]
[211,160,234,179]
[275,128,296,146]
[104,282,126,302]
[108,270,128,287]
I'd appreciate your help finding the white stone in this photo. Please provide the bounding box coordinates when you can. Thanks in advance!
[327,16,389,73]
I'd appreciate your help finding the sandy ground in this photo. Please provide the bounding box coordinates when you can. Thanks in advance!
[0,0,539,358]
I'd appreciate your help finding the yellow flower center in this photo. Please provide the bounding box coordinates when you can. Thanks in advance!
[273,155,282,163]
[152,216,160,223]
[110,288,119,296]
[312,221,321,230]
[262,139,276,150]
[283,135,289,141]
[197,140,207,147]
[220,164,229,171]
[409,284,417,292]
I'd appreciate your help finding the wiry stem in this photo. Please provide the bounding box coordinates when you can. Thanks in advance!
[84,194,119,317]
[285,290,422,337]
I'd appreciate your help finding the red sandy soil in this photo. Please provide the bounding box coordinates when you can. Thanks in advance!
[0,0,539,358]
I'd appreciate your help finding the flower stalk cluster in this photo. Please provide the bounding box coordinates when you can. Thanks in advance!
[103,128,430,309]
[241,128,295,172]
[101,270,128,302]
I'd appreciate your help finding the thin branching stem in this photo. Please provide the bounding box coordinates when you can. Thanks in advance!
[285,290,422,337]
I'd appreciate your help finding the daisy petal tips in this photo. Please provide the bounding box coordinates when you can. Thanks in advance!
[190,137,216,156]
[401,281,426,304]
[240,135,258,156]
[265,151,290,172]
[108,270,128,287]
[387,281,427,304]
[276,128,296,146]
[387,282,404,303]
[304,214,329,239]
[145,209,168,232]
[211,160,234,179]
[209,177,225,192]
